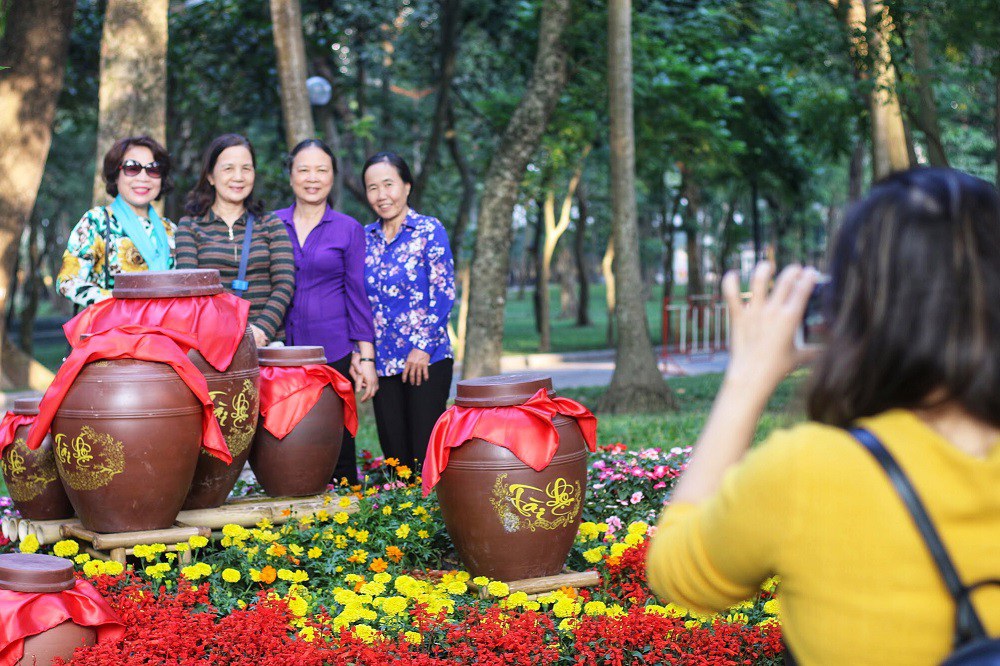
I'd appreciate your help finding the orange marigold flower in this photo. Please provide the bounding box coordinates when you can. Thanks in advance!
[385,457,400,467]
[369,557,389,573]
[259,565,277,584]
[385,546,404,563]
[559,586,578,599]
[281,509,292,517]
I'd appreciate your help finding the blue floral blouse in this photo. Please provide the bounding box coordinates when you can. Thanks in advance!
[364,209,456,377]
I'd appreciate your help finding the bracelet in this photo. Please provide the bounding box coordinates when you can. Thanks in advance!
[359,357,375,363]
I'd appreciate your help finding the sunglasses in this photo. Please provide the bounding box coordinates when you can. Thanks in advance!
[119,159,163,178]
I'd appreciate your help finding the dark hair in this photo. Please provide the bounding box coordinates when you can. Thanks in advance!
[361,151,414,189]
[184,133,264,217]
[102,135,173,200]
[807,167,1000,428]
[287,139,338,206]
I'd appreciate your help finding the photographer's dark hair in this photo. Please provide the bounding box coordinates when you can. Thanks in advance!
[288,139,338,206]
[184,133,264,217]
[102,135,173,200]
[807,167,1000,428]
[361,151,414,188]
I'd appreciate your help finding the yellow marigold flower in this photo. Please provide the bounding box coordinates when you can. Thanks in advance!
[267,543,287,557]
[174,543,189,553]
[338,496,352,508]
[382,506,392,516]
[453,571,470,582]
[307,546,322,559]
[396,465,412,480]
[18,534,39,554]
[222,524,247,539]
[578,522,600,541]
[627,521,649,536]
[288,543,304,556]
[506,591,530,607]
[487,581,510,597]
[404,631,422,645]
[188,535,209,549]
[236,599,247,609]
[369,557,388,574]
[645,604,668,617]
[373,572,392,584]
[417,530,429,539]
[412,506,428,517]
[82,559,103,577]
[583,547,606,564]
[472,576,489,586]
[597,522,609,532]
[446,581,467,595]
[624,533,643,547]
[553,599,577,618]
[334,512,349,525]
[277,568,295,581]
[395,524,410,539]
[315,510,330,522]
[354,625,377,644]
[762,576,780,592]
[606,604,627,619]
[52,540,79,558]
[664,603,688,618]
[398,502,413,510]
[763,598,780,615]
[74,554,91,565]
[287,596,309,617]
[726,612,750,625]
[298,626,315,642]
[558,618,578,631]
[181,564,209,581]
[104,560,124,576]
[610,543,629,558]
[291,570,309,583]
[348,549,368,564]
[382,596,408,616]
[584,601,608,616]
[222,568,242,583]
[354,530,370,544]
[256,518,274,529]
[334,535,348,549]
[165,552,177,562]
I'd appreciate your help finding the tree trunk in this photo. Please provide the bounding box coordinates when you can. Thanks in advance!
[446,101,475,259]
[270,0,315,149]
[598,0,674,413]
[0,0,73,389]
[995,67,1000,190]
[18,215,41,357]
[92,0,170,205]
[453,264,471,363]
[906,12,948,167]
[682,179,704,297]
[462,0,571,379]
[848,137,865,202]
[556,248,578,320]
[574,179,591,327]
[661,174,682,303]
[602,235,615,347]
[531,201,543,335]
[864,0,910,179]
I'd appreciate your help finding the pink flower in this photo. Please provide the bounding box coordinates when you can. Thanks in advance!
[630,492,644,504]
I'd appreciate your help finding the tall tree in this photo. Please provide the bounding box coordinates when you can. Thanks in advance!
[270,0,315,149]
[91,0,169,204]
[462,0,571,379]
[0,0,74,388]
[865,0,910,178]
[598,0,674,413]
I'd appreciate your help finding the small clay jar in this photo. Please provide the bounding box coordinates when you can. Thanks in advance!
[112,270,261,510]
[250,346,343,497]
[1,398,73,520]
[0,553,97,663]
[434,373,589,581]
[52,358,203,533]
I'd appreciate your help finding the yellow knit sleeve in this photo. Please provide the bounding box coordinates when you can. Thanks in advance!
[646,429,803,612]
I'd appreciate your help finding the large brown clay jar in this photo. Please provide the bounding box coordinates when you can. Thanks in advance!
[0,553,97,664]
[435,374,589,581]
[52,359,203,532]
[111,270,260,510]
[250,346,343,497]
[1,398,73,520]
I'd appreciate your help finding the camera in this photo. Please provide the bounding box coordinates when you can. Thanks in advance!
[795,276,831,351]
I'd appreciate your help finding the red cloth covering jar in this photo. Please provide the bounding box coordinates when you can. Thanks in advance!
[251,346,357,497]
[0,553,124,666]
[0,398,73,520]
[427,373,597,581]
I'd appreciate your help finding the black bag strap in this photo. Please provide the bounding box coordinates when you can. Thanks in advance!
[849,427,994,646]
[231,213,254,298]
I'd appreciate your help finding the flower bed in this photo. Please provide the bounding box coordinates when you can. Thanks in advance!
[3,450,785,664]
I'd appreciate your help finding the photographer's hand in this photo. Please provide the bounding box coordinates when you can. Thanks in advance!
[670,263,817,504]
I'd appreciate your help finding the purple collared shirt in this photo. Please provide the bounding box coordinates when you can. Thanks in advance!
[364,209,455,377]
[274,203,374,362]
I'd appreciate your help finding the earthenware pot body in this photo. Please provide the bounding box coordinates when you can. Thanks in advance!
[112,270,260,510]
[250,346,343,497]
[435,374,589,581]
[0,553,97,664]
[51,358,202,533]
[1,398,73,520]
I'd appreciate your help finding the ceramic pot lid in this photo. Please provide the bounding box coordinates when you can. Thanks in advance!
[258,346,328,367]
[112,269,223,298]
[12,396,41,415]
[454,372,553,407]
[0,553,75,593]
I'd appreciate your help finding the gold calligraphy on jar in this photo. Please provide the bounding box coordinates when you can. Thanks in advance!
[489,473,583,532]
[54,426,125,491]
[207,378,259,458]
[1,438,61,503]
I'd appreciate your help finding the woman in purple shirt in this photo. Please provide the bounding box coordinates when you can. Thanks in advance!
[362,151,456,473]
[274,139,377,485]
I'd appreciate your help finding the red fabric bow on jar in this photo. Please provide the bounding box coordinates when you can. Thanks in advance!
[25,326,231,463]
[0,413,36,457]
[0,578,125,666]
[422,389,597,496]
[258,365,358,439]
[63,293,250,372]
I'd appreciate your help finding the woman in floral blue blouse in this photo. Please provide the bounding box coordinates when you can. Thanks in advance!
[361,151,455,471]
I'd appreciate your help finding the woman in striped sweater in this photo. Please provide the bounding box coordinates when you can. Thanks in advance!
[176,134,295,346]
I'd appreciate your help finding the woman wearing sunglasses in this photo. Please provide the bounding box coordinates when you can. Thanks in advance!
[176,133,295,348]
[57,135,176,307]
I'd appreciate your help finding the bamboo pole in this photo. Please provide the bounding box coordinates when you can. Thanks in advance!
[473,570,601,599]
[61,523,210,550]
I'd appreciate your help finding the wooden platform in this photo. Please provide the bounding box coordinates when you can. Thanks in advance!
[1,492,359,559]
[467,570,601,600]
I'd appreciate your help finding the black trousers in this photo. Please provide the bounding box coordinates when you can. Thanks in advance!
[329,353,359,485]
[372,358,453,472]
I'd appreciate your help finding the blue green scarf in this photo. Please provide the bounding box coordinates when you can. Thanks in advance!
[110,195,171,272]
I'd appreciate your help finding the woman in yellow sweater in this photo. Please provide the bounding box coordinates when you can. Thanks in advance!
[646,167,1000,665]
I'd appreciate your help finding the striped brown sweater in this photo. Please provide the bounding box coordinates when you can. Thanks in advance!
[176,211,295,341]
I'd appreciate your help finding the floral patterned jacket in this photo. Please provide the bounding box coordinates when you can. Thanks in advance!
[364,209,455,377]
[57,206,177,308]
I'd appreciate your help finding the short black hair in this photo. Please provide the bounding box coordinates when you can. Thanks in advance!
[807,167,1000,428]
[102,135,173,200]
[361,151,414,187]
[288,139,338,206]
[184,133,264,217]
